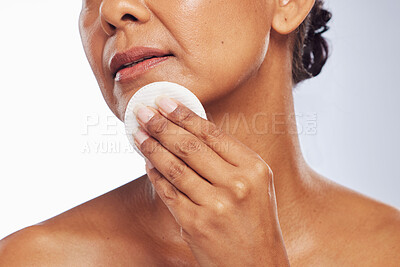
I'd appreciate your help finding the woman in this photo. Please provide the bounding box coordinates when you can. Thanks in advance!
[1,0,399,265]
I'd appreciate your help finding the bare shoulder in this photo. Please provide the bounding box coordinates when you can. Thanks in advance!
[0,225,75,266]
[0,224,153,267]
[313,174,400,266]
[0,175,157,266]
[360,200,400,264]
[348,200,400,266]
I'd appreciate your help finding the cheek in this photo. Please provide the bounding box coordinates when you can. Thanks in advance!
[79,11,104,83]
[155,0,271,103]
[79,12,115,110]
[205,20,271,99]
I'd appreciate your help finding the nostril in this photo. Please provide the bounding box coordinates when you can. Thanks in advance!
[121,14,138,22]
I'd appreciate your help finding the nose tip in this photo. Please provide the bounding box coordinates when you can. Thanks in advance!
[99,1,151,36]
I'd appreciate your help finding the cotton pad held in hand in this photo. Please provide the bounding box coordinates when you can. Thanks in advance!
[124,81,208,158]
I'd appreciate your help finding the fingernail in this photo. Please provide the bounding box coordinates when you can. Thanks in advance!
[155,95,178,114]
[145,158,154,169]
[133,128,150,146]
[135,104,155,124]
[133,102,145,115]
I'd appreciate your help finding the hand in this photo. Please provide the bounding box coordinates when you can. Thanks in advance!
[132,96,290,266]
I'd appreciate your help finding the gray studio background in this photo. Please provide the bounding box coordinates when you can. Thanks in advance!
[0,0,399,239]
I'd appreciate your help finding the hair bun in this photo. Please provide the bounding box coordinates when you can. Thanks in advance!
[301,1,332,79]
[309,6,332,36]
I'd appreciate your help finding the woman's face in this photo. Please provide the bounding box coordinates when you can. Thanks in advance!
[79,0,275,121]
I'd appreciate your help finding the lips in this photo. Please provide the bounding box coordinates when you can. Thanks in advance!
[110,46,173,80]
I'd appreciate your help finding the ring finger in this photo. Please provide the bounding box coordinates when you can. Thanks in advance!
[134,128,215,206]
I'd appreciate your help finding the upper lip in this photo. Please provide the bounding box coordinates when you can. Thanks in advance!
[110,46,173,78]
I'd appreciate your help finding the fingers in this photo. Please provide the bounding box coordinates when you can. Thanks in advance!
[134,103,235,185]
[134,129,215,205]
[145,160,198,225]
[154,96,256,167]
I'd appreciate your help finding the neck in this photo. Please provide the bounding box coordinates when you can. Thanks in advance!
[201,38,313,220]
[136,33,316,242]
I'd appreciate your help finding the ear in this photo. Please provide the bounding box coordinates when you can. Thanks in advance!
[272,0,315,35]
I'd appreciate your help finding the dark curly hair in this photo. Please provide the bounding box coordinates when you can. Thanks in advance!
[292,0,332,85]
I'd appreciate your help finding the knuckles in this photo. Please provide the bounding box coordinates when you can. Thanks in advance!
[168,105,225,144]
[212,199,233,216]
[199,122,224,143]
[250,157,274,182]
[170,105,196,127]
[146,114,169,135]
[166,160,187,183]
[174,137,202,157]
[231,180,251,201]
[139,138,159,156]
[227,159,274,202]
[148,171,179,204]
[161,183,179,202]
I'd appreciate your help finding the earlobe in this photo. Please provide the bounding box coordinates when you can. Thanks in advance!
[272,0,315,35]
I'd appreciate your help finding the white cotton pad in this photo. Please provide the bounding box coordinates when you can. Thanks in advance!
[124,81,208,158]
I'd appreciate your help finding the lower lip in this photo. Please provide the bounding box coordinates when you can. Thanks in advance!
[115,56,171,83]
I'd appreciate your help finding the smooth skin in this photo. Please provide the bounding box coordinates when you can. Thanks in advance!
[1,0,400,266]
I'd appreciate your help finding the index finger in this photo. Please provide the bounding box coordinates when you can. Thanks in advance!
[155,95,256,167]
